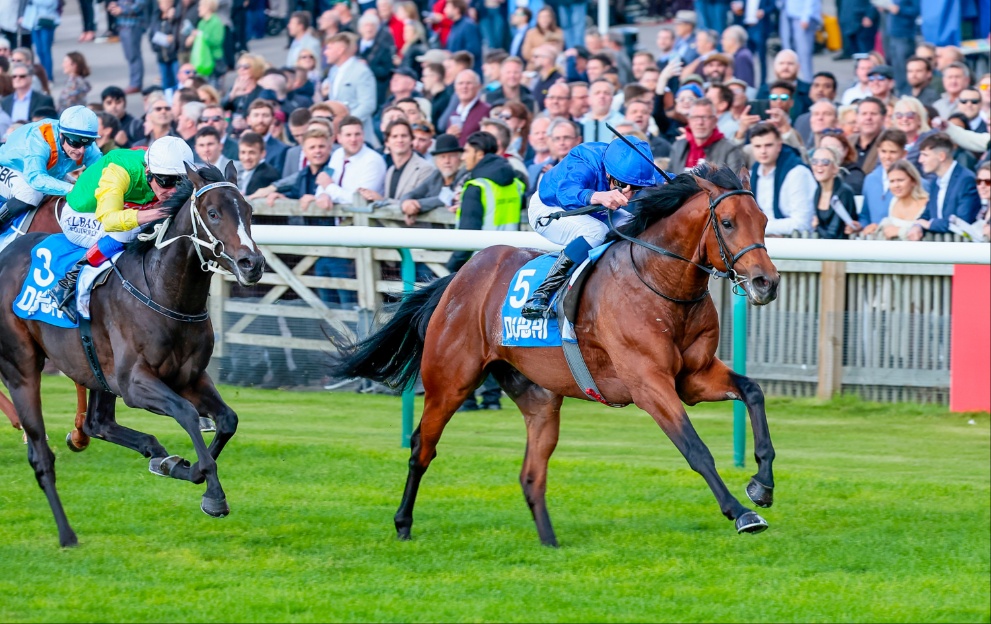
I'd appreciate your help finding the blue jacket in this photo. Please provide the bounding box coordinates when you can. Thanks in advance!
[887,0,920,39]
[861,167,892,225]
[446,17,483,75]
[0,119,102,197]
[538,143,612,211]
[750,144,808,220]
[921,163,981,232]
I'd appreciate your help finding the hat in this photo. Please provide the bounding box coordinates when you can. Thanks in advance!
[680,74,705,87]
[393,66,418,81]
[416,49,450,64]
[431,133,464,155]
[703,53,732,67]
[674,10,697,24]
[724,78,748,89]
[868,64,894,79]
[676,83,704,99]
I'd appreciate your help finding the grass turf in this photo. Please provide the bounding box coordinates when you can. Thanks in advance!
[0,375,988,622]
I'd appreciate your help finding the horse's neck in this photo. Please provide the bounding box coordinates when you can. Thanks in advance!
[638,197,713,289]
[141,205,213,313]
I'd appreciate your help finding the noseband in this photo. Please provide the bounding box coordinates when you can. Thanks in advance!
[607,188,766,303]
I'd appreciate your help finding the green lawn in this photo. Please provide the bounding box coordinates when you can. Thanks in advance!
[0,376,988,623]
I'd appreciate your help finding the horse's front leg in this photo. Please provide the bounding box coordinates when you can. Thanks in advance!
[0,388,20,429]
[626,365,768,534]
[121,368,230,517]
[678,358,775,508]
[180,372,238,461]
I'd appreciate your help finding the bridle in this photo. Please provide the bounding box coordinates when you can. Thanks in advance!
[113,180,243,323]
[607,188,766,303]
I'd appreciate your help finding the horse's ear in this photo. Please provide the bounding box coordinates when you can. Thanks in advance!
[738,167,752,191]
[185,162,204,188]
[224,160,238,184]
[693,175,720,197]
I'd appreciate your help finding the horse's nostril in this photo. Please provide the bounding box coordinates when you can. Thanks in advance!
[752,276,769,291]
[237,258,255,271]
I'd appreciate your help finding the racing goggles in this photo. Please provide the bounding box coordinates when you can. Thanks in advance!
[62,134,95,148]
[611,178,644,193]
[150,172,182,188]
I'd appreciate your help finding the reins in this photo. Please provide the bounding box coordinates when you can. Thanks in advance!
[112,180,241,323]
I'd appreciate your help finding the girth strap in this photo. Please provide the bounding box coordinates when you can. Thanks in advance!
[111,260,210,323]
[557,297,624,408]
[79,317,115,395]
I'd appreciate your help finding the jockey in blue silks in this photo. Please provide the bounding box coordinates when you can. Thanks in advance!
[0,106,102,231]
[522,135,662,319]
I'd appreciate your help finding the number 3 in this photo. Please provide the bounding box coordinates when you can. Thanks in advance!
[34,248,55,288]
[509,269,536,308]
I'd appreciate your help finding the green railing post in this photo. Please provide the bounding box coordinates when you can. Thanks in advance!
[732,290,748,468]
[398,248,416,449]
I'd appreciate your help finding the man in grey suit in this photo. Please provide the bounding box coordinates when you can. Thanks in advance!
[322,32,380,148]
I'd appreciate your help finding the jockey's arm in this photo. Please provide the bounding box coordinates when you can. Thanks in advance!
[538,150,600,211]
[21,150,73,197]
[93,163,141,232]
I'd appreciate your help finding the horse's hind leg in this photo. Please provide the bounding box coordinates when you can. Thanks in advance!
[678,359,775,508]
[633,372,767,534]
[494,365,563,547]
[66,384,90,452]
[11,377,78,547]
[82,390,170,461]
[394,345,487,541]
[0,388,20,429]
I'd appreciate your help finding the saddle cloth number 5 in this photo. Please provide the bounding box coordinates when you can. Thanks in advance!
[508,269,537,308]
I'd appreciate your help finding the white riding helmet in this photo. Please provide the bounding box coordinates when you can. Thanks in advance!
[145,136,195,176]
[58,106,99,141]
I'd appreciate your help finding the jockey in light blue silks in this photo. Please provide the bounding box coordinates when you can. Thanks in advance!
[0,106,102,231]
[522,135,662,319]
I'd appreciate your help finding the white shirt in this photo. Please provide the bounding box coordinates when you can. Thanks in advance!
[840,83,871,106]
[319,144,387,204]
[455,96,480,121]
[755,162,816,235]
[935,161,957,219]
[716,111,739,139]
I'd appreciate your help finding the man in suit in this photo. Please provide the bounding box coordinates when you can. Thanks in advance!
[193,126,235,171]
[236,132,281,196]
[198,104,240,160]
[860,129,906,228]
[849,97,886,175]
[1,62,54,123]
[323,31,379,148]
[358,119,434,202]
[909,132,981,240]
[246,99,288,173]
[438,69,491,147]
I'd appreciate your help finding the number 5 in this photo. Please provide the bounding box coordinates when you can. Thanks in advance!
[509,269,536,308]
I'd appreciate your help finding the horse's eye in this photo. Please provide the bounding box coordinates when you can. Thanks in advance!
[208,208,220,221]
[721,219,733,229]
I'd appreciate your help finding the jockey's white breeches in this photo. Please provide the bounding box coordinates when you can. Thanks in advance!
[527,191,632,248]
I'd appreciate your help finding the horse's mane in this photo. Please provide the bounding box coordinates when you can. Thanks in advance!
[125,165,228,255]
[608,163,744,241]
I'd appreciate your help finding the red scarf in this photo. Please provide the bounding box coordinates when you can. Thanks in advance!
[685,127,725,168]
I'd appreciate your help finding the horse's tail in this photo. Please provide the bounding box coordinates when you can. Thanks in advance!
[330,274,456,391]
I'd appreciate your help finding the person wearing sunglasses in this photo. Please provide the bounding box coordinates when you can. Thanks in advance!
[954,87,987,134]
[866,65,896,110]
[0,106,101,232]
[521,133,661,319]
[51,136,195,322]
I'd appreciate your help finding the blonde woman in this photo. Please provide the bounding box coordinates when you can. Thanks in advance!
[196,84,221,106]
[222,53,268,121]
[521,7,565,68]
[866,159,929,239]
[811,146,858,239]
[893,96,935,165]
[837,105,857,138]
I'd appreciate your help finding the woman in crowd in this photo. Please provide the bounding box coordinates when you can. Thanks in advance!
[811,146,858,239]
[819,130,865,195]
[57,51,91,111]
[497,101,533,162]
[186,0,225,82]
[837,105,857,138]
[150,0,180,97]
[295,49,321,87]
[20,0,58,80]
[197,83,221,106]
[892,96,932,166]
[397,18,429,76]
[522,6,564,68]
[223,53,267,122]
[977,162,990,240]
[864,159,929,239]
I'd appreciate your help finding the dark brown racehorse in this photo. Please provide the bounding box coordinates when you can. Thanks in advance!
[333,165,780,546]
[0,163,264,547]
[0,196,89,443]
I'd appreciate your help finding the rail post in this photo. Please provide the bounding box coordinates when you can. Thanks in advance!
[733,290,748,468]
[399,248,415,448]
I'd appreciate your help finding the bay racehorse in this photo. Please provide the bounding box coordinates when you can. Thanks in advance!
[0,196,90,441]
[0,163,264,547]
[333,165,780,546]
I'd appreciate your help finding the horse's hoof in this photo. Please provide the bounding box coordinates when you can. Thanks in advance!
[59,530,79,548]
[199,417,216,433]
[746,478,774,508]
[201,496,230,518]
[735,511,769,534]
[65,431,89,452]
[149,455,186,477]
[396,526,412,541]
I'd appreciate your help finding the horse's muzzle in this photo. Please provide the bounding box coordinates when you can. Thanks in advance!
[747,272,778,306]
[235,252,265,286]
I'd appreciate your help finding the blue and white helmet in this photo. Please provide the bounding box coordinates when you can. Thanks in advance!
[58,106,100,142]
[604,136,658,188]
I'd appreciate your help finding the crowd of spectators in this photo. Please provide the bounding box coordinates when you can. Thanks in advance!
[0,0,988,252]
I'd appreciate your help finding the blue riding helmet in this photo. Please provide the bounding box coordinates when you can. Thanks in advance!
[603,136,658,188]
[58,106,100,143]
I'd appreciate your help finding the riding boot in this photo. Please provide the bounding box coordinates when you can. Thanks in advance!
[0,198,36,232]
[521,253,576,319]
[50,259,87,324]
